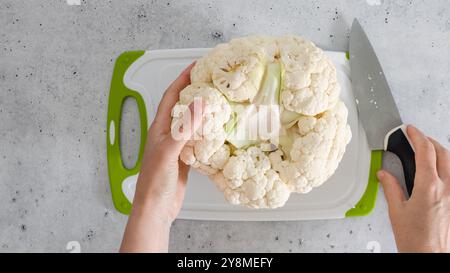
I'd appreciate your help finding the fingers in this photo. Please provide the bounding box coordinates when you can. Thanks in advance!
[428,137,450,180]
[406,125,439,181]
[166,99,204,156]
[378,170,406,210]
[153,63,195,129]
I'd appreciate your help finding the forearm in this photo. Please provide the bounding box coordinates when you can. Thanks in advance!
[120,200,172,253]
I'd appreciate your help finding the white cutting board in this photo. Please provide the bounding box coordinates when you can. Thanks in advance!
[121,48,371,221]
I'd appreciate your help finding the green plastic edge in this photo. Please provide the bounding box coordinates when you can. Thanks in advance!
[107,50,147,215]
[345,150,382,217]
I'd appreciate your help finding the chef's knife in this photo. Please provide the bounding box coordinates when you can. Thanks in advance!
[349,19,416,197]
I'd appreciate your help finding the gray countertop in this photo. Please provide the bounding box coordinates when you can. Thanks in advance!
[0,0,449,253]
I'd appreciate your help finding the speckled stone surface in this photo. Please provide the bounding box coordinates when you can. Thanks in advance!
[0,0,449,253]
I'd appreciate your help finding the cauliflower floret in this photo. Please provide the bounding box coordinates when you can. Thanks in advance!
[297,116,317,136]
[185,142,230,176]
[172,83,232,172]
[191,37,272,102]
[174,82,231,140]
[278,35,340,116]
[211,45,266,102]
[247,169,291,208]
[231,35,280,62]
[270,101,352,193]
[190,43,228,83]
[209,144,231,169]
[213,147,291,208]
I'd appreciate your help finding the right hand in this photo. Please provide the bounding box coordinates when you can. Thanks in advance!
[377,125,450,253]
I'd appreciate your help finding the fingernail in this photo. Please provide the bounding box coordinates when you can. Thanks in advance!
[377,170,384,180]
[408,124,418,132]
[183,62,196,73]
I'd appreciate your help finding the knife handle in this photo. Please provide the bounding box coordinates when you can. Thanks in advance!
[384,125,416,197]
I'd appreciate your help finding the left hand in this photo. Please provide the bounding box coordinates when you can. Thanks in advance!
[133,63,201,223]
[120,63,202,252]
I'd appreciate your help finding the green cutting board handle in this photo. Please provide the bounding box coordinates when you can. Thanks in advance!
[107,51,147,214]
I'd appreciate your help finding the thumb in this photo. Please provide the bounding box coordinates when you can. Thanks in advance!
[377,170,406,211]
[167,98,203,155]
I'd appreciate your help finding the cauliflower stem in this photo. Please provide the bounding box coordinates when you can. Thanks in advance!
[225,61,282,149]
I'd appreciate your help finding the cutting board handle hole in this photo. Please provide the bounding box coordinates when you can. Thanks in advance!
[120,97,141,170]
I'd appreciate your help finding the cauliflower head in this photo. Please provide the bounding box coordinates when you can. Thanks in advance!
[171,35,352,209]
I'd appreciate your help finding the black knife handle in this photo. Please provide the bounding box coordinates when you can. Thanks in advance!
[385,126,416,197]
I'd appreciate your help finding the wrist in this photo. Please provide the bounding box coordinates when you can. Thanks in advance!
[131,197,174,228]
[121,198,172,253]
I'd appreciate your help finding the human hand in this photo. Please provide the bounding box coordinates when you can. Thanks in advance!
[120,63,202,252]
[132,62,202,223]
[378,125,450,253]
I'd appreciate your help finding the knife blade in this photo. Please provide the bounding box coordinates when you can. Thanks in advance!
[349,19,416,197]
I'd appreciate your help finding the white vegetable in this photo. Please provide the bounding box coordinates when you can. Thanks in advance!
[213,147,291,209]
[270,101,352,193]
[172,83,231,172]
[191,40,268,102]
[278,35,340,116]
[171,35,352,209]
